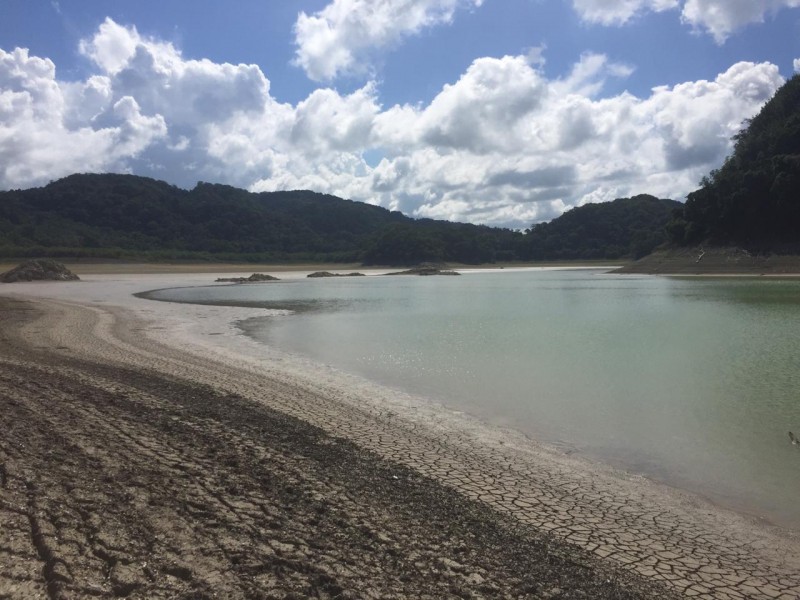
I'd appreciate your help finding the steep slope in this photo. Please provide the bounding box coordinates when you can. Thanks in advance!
[668,74,800,248]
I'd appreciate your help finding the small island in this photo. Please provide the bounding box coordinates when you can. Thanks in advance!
[306,271,365,278]
[0,259,80,283]
[385,264,461,276]
[215,273,280,283]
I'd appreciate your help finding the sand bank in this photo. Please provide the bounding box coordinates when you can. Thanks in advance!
[1,273,799,599]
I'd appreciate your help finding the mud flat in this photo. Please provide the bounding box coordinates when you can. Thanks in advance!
[1,274,799,599]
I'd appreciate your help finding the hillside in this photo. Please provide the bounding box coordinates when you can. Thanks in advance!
[0,173,674,265]
[0,173,522,264]
[614,245,800,274]
[521,195,680,260]
[667,74,800,248]
[0,174,406,261]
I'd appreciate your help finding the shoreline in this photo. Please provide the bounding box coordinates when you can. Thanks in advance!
[7,252,800,278]
[2,273,800,598]
[0,260,627,277]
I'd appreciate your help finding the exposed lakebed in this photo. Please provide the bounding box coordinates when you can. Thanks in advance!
[143,268,800,529]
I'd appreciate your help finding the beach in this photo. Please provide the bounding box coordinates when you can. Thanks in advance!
[1,271,799,599]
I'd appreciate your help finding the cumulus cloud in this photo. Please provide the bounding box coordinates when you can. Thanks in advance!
[49,18,287,187]
[293,0,483,81]
[0,46,166,187]
[291,84,379,155]
[573,0,800,42]
[279,56,780,226]
[682,0,800,43]
[0,19,785,228]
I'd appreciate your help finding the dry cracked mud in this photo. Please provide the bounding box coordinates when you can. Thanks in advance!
[0,297,673,599]
[1,293,798,599]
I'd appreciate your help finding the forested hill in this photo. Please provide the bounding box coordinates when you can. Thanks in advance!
[523,195,680,260]
[0,173,520,264]
[668,74,800,248]
[0,173,675,264]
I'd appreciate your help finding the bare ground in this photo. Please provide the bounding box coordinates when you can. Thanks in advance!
[0,297,674,600]
[615,246,800,275]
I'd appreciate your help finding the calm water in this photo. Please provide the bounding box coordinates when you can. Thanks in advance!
[146,270,800,528]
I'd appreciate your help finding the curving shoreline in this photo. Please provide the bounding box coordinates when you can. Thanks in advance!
[1,274,800,599]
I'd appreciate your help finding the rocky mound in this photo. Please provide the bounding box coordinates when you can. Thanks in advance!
[215,273,280,283]
[614,246,800,274]
[307,271,365,278]
[386,263,461,276]
[0,259,80,283]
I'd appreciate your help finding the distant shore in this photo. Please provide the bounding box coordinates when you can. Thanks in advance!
[2,272,799,598]
[0,259,627,277]
[8,249,800,278]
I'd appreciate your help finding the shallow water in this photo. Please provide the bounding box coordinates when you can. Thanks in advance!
[145,269,800,529]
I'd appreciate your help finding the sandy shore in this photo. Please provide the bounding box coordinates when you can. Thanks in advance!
[1,273,799,599]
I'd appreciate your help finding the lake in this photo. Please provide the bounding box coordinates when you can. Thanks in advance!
[145,269,800,529]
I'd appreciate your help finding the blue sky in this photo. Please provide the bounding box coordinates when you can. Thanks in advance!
[1,0,799,227]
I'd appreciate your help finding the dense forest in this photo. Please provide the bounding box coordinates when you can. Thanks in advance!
[0,173,675,265]
[668,74,800,248]
[523,195,679,260]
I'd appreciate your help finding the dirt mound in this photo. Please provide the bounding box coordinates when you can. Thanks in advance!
[307,271,365,278]
[0,259,80,283]
[215,273,280,283]
[615,246,800,275]
[386,263,461,276]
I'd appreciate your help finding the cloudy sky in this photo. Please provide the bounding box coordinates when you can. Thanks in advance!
[1,1,798,228]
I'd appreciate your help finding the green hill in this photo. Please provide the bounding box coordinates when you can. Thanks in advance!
[0,173,521,264]
[668,74,800,248]
[0,173,675,265]
[521,195,680,260]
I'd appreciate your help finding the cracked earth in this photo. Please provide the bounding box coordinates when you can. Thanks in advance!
[1,290,799,599]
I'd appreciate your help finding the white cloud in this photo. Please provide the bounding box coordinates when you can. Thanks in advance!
[795,58,800,73]
[682,0,800,43]
[0,20,785,229]
[364,58,780,225]
[291,84,379,155]
[76,18,288,185]
[647,62,781,169]
[572,0,678,26]
[293,0,483,81]
[80,18,168,75]
[572,0,800,42]
[0,47,166,187]
[411,55,548,154]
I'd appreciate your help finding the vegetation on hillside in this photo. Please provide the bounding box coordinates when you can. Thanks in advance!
[0,173,674,264]
[668,74,800,247]
[523,195,680,260]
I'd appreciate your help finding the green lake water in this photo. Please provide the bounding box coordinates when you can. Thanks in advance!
[146,269,800,529]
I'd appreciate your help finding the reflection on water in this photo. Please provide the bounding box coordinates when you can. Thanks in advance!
[145,271,800,529]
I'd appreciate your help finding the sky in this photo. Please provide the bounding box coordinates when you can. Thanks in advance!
[1,1,799,228]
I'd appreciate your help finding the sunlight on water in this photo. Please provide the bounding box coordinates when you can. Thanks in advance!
[147,270,800,528]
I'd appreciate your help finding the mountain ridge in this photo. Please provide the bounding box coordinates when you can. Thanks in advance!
[0,173,676,265]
